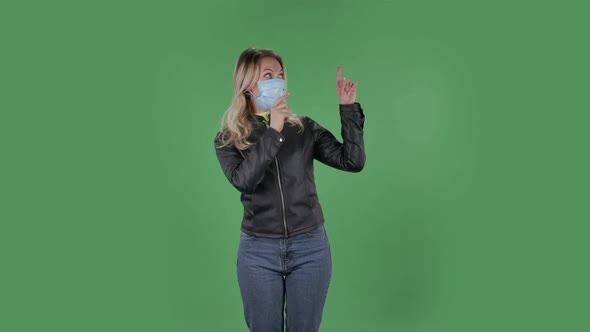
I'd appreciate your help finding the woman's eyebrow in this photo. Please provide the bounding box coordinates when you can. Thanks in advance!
[262,68,283,72]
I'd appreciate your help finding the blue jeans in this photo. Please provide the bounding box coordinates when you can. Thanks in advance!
[237,224,332,332]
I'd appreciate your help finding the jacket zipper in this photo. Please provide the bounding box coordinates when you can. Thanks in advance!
[275,156,288,238]
[265,122,288,237]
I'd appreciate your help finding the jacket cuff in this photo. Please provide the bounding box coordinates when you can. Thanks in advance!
[266,126,286,144]
[339,102,362,112]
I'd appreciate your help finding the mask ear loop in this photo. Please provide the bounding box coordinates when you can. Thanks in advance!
[244,86,261,118]
[244,82,258,98]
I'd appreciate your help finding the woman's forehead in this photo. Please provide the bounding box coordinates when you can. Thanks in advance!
[260,57,282,71]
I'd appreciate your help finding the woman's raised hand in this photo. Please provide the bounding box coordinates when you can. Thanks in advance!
[336,66,357,105]
[269,93,291,132]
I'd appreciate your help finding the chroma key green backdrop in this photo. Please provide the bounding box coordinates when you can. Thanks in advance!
[1,0,589,331]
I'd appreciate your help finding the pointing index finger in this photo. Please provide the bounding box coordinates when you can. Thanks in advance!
[272,92,290,107]
[336,66,342,82]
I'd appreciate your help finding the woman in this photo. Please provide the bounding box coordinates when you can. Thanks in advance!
[213,47,366,332]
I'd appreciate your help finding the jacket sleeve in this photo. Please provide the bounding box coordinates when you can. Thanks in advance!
[214,127,285,194]
[308,102,366,172]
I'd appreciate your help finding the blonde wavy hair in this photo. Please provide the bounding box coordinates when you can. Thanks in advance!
[217,47,304,150]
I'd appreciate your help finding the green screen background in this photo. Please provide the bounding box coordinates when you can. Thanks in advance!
[2,0,589,331]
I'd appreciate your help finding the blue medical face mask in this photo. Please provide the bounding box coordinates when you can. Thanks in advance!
[253,78,286,110]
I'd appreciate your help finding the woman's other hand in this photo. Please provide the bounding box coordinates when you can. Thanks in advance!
[336,66,357,105]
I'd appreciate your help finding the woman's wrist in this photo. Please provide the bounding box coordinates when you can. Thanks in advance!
[270,122,283,132]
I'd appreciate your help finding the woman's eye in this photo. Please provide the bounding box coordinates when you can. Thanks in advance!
[264,73,283,79]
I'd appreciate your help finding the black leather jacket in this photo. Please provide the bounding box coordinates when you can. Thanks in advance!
[214,102,366,238]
